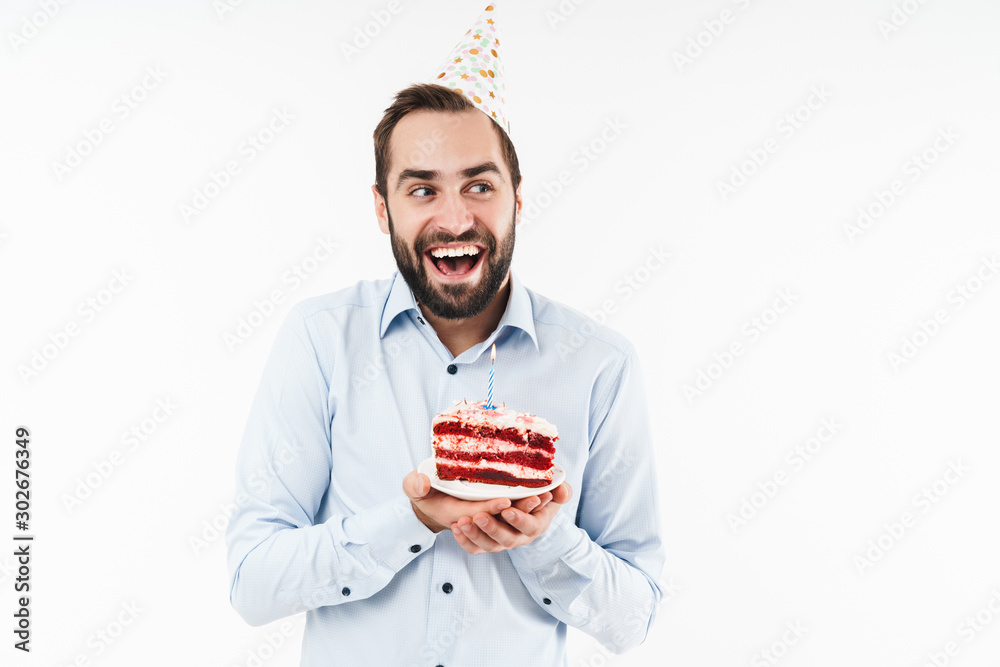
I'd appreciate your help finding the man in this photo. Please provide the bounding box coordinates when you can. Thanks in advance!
[226,7,664,666]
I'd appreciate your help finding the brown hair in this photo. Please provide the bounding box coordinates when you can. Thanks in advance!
[373,83,521,199]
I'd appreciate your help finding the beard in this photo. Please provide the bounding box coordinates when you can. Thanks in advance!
[388,204,516,320]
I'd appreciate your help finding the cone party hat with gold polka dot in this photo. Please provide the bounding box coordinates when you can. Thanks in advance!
[433,4,509,135]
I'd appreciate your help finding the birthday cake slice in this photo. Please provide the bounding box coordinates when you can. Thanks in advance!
[432,400,558,488]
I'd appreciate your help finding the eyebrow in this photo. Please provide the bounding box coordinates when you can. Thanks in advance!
[395,162,504,192]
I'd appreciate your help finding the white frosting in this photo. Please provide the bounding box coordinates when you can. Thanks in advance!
[432,399,558,439]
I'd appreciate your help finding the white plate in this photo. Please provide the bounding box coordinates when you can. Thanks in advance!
[418,457,565,501]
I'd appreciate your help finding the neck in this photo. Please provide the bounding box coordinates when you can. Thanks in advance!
[419,274,511,358]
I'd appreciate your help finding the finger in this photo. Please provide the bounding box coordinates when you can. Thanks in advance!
[454,516,497,552]
[481,509,537,546]
[551,482,573,504]
[511,494,567,536]
[532,492,553,512]
[497,506,546,538]
[511,490,554,515]
[461,514,511,552]
[511,495,540,514]
[449,496,512,520]
[402,470,430,500]
[450,522,485,555]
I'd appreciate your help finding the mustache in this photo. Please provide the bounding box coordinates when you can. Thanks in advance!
[414,228,495,255]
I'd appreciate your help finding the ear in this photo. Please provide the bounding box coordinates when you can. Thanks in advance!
[372,184,390,235]
[513,180,523,227]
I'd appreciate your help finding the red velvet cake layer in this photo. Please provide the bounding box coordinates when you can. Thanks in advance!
[433,422,556,452]
[435,463,552,488]
[435,448,552,471]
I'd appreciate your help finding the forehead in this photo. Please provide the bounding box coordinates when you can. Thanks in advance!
[389,109,504,176]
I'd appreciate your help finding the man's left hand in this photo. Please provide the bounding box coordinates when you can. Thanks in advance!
[450,482,572,555]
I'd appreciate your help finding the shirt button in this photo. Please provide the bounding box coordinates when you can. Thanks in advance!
[418,316,425,325]
[543,597,551,605]
[447,364,457,375]
[342,587,350,596]
[409,544,421,553]
[442,582,453,594]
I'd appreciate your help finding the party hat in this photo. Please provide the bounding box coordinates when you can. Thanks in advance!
[432,4,509,135]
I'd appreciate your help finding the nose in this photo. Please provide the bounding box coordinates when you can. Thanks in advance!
[432,190,475,236]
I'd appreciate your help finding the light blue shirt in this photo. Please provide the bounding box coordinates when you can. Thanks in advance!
[226,271,665,667]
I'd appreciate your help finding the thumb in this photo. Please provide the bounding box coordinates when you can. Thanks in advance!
[403,470,431,500]
[552,482,573,505]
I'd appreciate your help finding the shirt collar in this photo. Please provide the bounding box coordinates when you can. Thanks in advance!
[379,271,539,351]
[379,271,420,338]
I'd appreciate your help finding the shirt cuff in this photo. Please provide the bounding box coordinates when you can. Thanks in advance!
[507,512,584,570]
[343,494,437,572]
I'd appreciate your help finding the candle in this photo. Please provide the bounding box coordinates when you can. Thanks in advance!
[486,343,496,409]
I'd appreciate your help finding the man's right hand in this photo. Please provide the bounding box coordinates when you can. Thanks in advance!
[404,470,546,533]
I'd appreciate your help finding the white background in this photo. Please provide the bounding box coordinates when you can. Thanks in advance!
[2,0,999,665]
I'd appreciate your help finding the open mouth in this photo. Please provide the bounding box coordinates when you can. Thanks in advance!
[425,244,486,279]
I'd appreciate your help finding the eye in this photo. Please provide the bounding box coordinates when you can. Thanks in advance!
[468,182,494,194]
[409,186,434,197]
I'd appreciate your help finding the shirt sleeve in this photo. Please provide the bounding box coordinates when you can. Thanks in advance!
[506,343,666,653]
[225,304,437,627]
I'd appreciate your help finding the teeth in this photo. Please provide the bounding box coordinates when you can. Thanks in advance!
[430,245,481,258]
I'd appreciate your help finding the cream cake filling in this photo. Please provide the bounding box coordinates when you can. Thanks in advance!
[440,458,551,478]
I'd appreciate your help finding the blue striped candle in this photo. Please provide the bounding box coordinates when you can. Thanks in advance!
[486,344,496,409]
